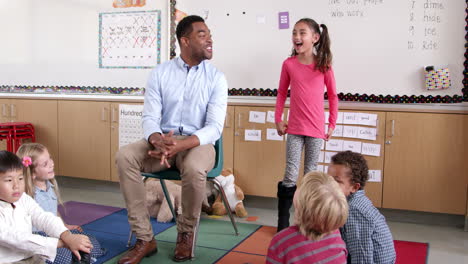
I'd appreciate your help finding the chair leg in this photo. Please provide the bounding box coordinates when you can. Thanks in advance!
[160,179,177,222]
[127,231,134,247]
[211,178,239,236]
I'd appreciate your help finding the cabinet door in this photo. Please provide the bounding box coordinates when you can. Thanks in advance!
[233,106,287,197]
[58,101,111,181]
[13,99,59,171]
[222,106,235,170]
[383,112,468,214]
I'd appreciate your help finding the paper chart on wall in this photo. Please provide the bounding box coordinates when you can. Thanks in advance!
[318,151,325,163]
[99,10,161,68]
[119,104,144,148]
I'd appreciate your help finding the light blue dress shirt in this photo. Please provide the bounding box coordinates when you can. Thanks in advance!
[142,57,228,145]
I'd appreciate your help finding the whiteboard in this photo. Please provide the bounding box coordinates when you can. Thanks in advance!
[176,0,465,96]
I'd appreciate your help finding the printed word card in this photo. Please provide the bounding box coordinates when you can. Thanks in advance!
[343,126,360,138]
[368,170,382,182]
[317,165,324,173]
[324,151,337,163]
[266,111,275,123]
[326,139,343,152]
[362,143,381,157]
[343,141,362,153]
[266,128,283,141]
[249,111,266,123]
[318,151,325,163]
[245,129,262,141]
[357,113,378,126]
[119,104,144,148]
[358,127,377,141]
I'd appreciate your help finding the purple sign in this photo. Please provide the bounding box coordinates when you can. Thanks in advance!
[278,11,289,29]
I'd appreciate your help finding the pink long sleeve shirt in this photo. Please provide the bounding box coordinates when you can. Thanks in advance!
[275,56,338,139]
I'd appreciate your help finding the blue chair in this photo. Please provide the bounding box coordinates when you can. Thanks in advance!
[127,137,239,247]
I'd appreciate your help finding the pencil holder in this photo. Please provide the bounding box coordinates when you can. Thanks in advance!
[424,66,451,90]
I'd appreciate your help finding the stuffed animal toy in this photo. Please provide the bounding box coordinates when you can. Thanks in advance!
[145,178,182,223]
[211,169,248,218]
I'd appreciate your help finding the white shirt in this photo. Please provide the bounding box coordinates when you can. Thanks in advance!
[0,194,68,263]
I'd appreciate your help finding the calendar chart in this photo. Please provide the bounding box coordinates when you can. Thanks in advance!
[99,10,161,68]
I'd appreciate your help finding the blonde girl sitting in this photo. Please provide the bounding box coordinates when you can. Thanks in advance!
[17,143,106,264]
[267,171,348,264]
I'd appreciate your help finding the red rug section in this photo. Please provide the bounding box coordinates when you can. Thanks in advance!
[394,240,429,264]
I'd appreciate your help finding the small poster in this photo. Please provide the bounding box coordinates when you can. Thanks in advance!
[99,10,161,68]
[362,143,381,157]
[119,104,144,148]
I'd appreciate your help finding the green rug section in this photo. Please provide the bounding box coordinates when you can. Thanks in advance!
[104,241,227,264]
[156,218,261,250]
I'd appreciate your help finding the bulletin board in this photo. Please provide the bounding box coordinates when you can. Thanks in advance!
[174,0,467,103]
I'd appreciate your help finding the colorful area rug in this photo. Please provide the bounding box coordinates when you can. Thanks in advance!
[62,201,429,264]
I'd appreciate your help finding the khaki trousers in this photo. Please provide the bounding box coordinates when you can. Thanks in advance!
[116,138,215,241]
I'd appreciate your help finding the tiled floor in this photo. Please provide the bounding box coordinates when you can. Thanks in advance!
[58,176,468,264]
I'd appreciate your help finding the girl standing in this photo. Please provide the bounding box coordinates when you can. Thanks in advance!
[275,18,338,231]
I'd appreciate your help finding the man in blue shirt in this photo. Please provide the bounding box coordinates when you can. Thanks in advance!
[116,15,228,264]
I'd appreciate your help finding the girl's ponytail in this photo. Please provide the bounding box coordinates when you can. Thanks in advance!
[315,24,332,73]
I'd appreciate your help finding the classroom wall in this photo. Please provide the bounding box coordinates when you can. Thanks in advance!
[0,0,465,98]
[0,0,168,88]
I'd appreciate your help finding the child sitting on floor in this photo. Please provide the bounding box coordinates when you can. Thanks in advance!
[267,171,348,264]
[328,151,396,264]
[17,143,106,264]
[0,150,92,264]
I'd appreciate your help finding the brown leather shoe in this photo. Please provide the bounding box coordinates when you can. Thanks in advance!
[118,238,158,264]
[173,232,194,262]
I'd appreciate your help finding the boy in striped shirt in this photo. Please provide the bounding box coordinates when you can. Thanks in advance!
[267,171,348,264]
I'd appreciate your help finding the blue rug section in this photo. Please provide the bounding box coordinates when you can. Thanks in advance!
[82,209,175,264]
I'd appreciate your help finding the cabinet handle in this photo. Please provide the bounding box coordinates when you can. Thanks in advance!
[101,107,108,121]
[111,107,117,123]
[224,112,231,128]
[2,104,7,117]
[390,120,395,137]
[10,104,16,118]
[237,113,243,128]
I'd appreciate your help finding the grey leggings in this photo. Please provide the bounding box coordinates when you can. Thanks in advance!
[282,134,323,187]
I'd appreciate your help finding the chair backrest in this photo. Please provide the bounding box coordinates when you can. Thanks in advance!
[207,136,223,178]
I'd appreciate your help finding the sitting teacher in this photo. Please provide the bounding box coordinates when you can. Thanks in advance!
[115,15,228,264]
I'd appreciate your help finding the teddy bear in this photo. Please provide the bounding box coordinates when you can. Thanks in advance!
[145,178,182,223]
[211,169,248,218]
